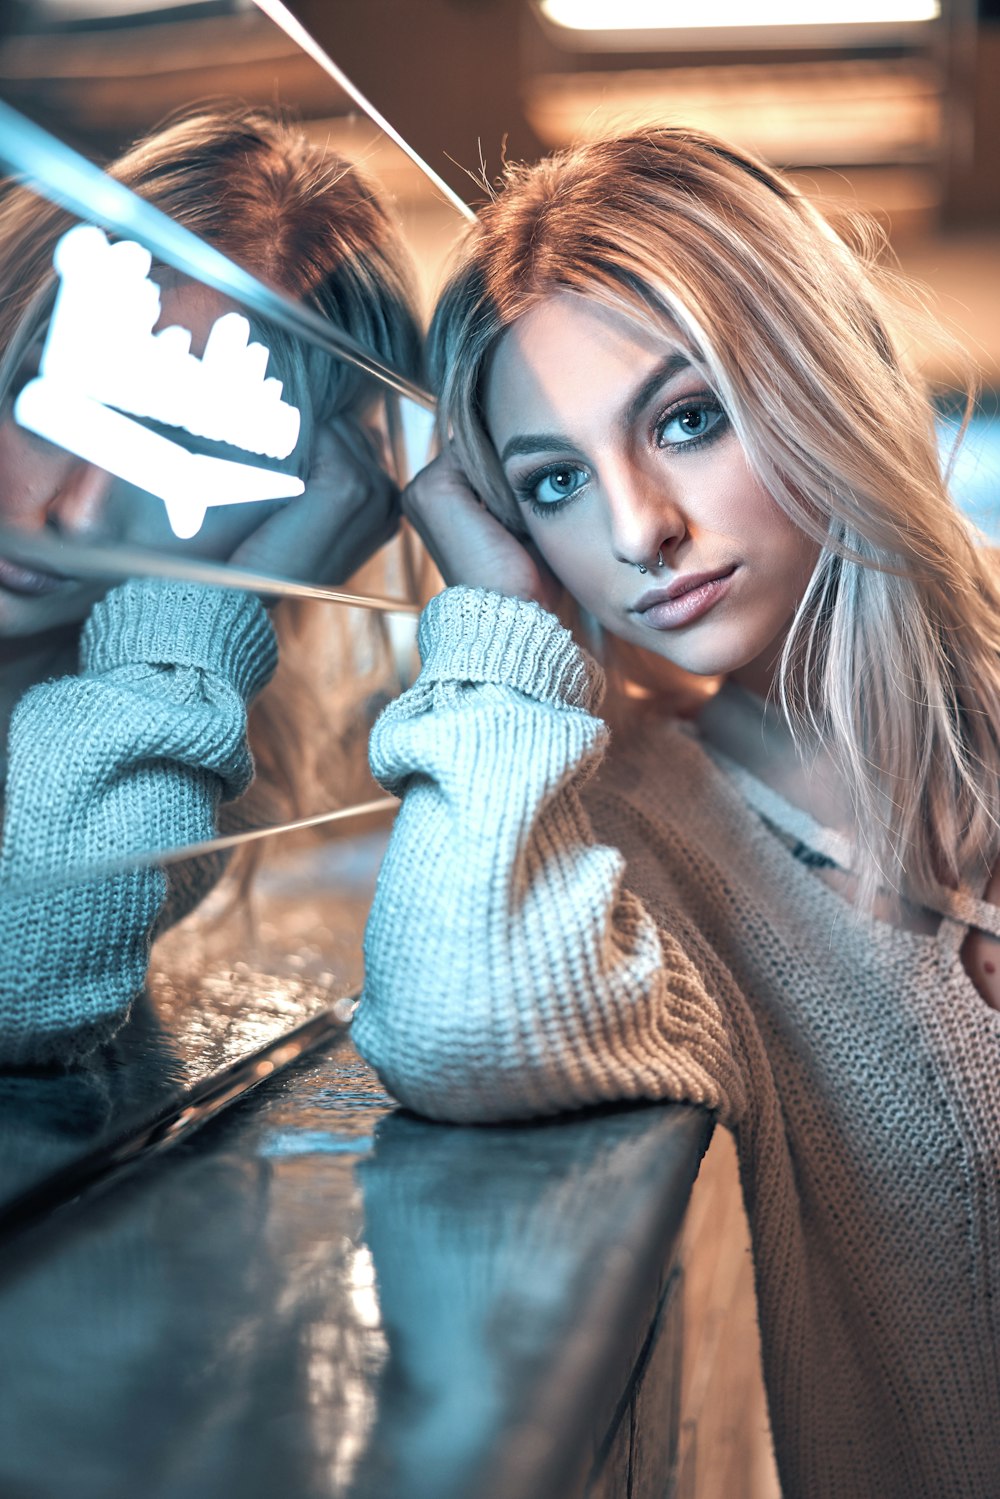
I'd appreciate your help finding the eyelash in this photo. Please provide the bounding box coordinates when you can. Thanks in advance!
[512,393,729,517]
[513,463,588,516]
[655,395,728,452]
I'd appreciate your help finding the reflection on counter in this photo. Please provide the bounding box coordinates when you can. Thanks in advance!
[0,1032,718,1499]
[0,823,389,1219]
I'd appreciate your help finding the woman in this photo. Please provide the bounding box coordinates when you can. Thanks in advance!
[355,131,1000,1496]
[0,104,421,1064]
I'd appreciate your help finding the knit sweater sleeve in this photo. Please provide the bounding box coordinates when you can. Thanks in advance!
[0,577,277,1065]
[354,587,746,1125]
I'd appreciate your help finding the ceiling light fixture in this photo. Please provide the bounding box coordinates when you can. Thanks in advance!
[539,0,939,30]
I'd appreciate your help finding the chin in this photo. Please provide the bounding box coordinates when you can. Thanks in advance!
[643,635,751,681]
[666,640,781,686]
[0,593,91,640]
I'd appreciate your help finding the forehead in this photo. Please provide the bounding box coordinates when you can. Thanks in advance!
[483,290,688,443]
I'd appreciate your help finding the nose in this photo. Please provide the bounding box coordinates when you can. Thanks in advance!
[605,458,687,573]
[45,461,116,542]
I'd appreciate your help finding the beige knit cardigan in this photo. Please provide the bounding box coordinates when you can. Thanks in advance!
[355,586,1000,1499]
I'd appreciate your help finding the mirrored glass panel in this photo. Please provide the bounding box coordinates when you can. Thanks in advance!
[0,0,466,864]
[0,815,389,1222]
[0,1,464,1192]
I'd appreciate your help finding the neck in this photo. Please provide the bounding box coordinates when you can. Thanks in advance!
[699,674,857,840]
[728,640,785,702]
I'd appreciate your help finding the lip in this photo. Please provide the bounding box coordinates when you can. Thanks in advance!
[632,565,737,630]
[0,553,71,596]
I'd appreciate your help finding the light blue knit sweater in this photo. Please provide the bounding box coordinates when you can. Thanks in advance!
[0,577,277,1064]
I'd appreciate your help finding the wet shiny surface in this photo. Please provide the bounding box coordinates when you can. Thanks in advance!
[0,827,387,1211]
[0,1033,710,1499]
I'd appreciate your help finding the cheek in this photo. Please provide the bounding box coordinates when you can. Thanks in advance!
[732,478,818,587]
[0,421,75,523]
[524,517,606,598]
[108,484,288,557]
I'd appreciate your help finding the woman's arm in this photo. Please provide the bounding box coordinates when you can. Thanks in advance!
[354,585,746,1125]
[0,577,276,1065]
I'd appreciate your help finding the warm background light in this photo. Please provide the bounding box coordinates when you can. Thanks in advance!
[540,0,940,29]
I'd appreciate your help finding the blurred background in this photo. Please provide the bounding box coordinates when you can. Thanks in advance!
[2,0,998,526]
[0,23,995,1465]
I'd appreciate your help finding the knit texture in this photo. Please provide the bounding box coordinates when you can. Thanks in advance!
[0,577,277,1064]
[357,585,1000,1499]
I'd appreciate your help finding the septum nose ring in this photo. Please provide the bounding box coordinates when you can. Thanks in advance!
[636,549,665,576]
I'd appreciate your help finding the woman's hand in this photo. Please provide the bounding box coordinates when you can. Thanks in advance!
[402,447,561,613]
[227,419,399,586]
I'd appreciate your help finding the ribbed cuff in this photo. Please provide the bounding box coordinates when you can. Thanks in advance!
[81,578,278,702]
[417,587,604,711]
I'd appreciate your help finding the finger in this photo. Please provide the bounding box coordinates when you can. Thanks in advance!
[234,490,400,584]
[303,424,394,514]
[310,488,401,585]
[233,422,399,578]
[401,449,485,540]
[400,483,479,584]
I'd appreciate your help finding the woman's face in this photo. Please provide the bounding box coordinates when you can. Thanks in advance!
[483,291,819,687]
[0,278,295,641]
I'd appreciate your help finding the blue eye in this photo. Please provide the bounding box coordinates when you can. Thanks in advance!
[524,463,589,510]
[657,401,727,448]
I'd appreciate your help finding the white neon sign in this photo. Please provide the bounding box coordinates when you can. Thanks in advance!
[14,225,304,540]
[539,0,939,26]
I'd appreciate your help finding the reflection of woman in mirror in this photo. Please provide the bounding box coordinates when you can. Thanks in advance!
[357,132,1000,1495]
[0,106,421,1063]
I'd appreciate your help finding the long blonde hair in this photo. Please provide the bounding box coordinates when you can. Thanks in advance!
[429,128,1000,912]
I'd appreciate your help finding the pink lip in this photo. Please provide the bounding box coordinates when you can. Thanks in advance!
[0,553,71,596]
[632,565,737,630]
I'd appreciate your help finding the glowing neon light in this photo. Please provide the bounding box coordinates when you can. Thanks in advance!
[540,0,939,27]
[14,224,304,539]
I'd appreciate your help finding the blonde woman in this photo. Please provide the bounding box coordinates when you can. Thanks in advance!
[356,130,1000,1497]
[0,105,421,1063]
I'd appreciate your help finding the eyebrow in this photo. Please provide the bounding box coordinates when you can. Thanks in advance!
[498,351,693,465]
